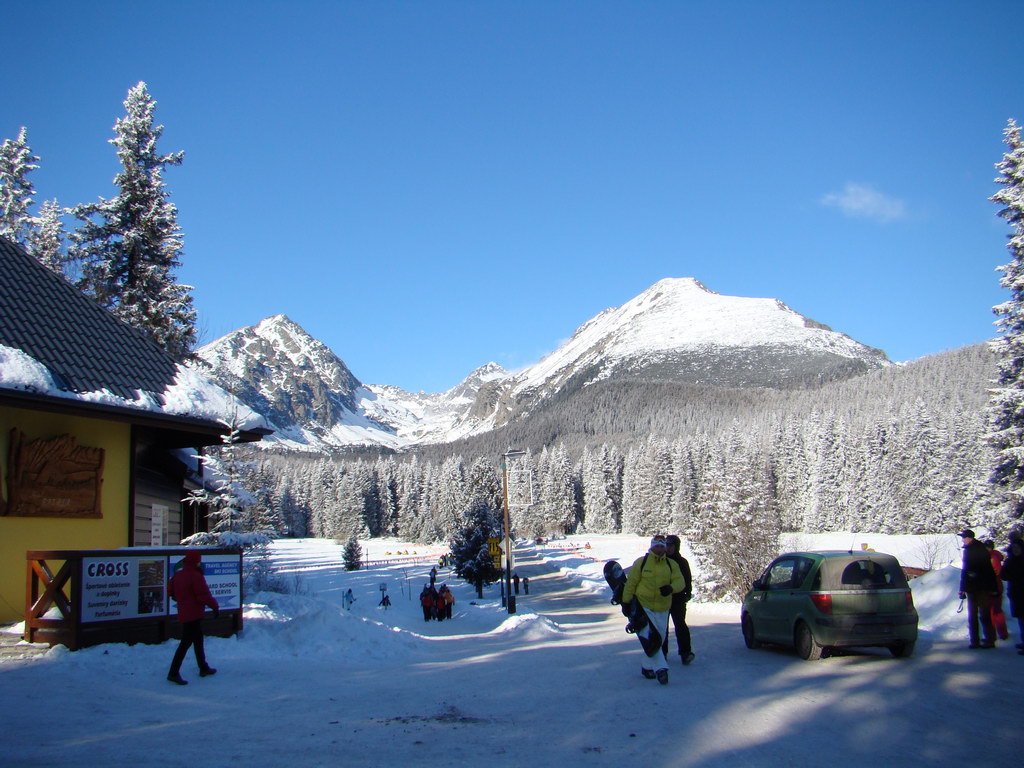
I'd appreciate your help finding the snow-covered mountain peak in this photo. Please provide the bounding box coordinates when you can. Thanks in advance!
[445,362,508,401]
[516,277,887,392]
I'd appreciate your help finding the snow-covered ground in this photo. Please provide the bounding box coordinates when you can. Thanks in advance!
[0,534,1018,767]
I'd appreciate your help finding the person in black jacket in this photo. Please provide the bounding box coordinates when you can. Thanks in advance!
[1001,529,1024,653]
[663,535,695,665]
[958,529,998,649]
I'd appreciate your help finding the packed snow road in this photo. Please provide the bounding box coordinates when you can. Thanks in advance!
[0,536,1018,767]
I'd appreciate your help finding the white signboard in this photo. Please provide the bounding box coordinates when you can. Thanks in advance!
[151,505,167,546]
[81,551,242,623]
[168,554,242,612]
[81,556,168,622]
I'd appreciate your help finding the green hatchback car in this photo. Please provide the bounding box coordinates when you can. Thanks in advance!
[741,551,918,660]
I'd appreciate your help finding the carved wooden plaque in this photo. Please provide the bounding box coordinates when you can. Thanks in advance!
[5,429,104,518]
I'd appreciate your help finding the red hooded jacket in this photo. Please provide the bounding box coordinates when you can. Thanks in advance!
[169,551,219,623]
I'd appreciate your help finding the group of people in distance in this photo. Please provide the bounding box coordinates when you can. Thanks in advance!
[959,528,1024,653]
[621,534,694,686]
[419,583,455,621]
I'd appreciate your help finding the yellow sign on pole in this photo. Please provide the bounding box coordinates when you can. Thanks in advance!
[488,537,502,568]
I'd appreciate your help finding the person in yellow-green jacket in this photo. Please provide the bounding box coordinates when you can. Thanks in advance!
[621,534,684,685]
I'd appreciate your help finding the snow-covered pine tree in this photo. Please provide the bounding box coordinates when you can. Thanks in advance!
[182,417,254,541]
[687,449,729,600]
[621,437,673,534]
[989,118,1024,530]
[306,458,337,538]
[246,461,285,535]
[619,444,646,534]
[342,536,363,571]
[397,457,429,542]
[374,456,402,537]
[449,500,503,594]
[507,452,541,538]
[26,199,69,277]
[70,82,197,360]
[891,400,947,533]
[688,425,781,601]
[580,445,623,533]
[433,456,469,539]
[465,456,501,512]
[0,127,38,246]
[273,477,308,537]
[535,445,579,536]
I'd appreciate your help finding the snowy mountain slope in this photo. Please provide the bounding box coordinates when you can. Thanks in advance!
[196,280,891,450]
[195,315,403,450]
[364,362,508,444]
[195,316,507,451]
[454,278,892,432]
[521,278,886,388]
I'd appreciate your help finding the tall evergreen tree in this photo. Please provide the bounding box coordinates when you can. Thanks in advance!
[70,82,196,360]
[0,127,38,245]
[465,456,502,512]
[580,445,623,533]
[535,445,579,535]
[182,417,254,539]
[449,501,503,593]
[342,536,363,571]
[26,199,69,276]
[989,118,1024,529]
[689,426,781,601]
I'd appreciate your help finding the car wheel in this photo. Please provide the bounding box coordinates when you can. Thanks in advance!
[742,613,761,649]
[795,621,823,661]
[889,640,915,658]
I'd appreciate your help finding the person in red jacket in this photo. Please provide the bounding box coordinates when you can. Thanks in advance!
[985,540,1010,641]
[167,550,219,685]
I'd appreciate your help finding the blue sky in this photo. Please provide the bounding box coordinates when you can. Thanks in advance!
[5,1,1022,392]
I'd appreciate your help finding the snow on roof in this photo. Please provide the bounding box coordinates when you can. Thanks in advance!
[1,343,268,432]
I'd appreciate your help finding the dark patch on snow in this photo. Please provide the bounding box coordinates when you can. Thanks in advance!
[378,704,491,726]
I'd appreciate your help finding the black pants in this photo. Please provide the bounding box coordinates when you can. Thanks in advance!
[662,598,692,657]
[966,591,996,646]
[170,620,208,675]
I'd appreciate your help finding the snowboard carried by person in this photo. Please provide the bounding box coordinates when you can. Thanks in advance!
[604,560,648,635]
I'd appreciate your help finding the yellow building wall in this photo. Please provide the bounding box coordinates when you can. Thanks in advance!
[0,405,131,624]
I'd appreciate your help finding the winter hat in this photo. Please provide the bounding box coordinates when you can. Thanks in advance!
[650,535,667,550]
[184,550,202,565]
[959,529,975,539]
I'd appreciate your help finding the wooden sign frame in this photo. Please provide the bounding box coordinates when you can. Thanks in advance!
[4,429,104,518]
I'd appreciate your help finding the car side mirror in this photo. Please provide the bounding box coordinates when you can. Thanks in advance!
[752,578,763,591]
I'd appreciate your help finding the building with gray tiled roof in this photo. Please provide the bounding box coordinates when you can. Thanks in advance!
[0,235,180,400]
[0,235,268,626]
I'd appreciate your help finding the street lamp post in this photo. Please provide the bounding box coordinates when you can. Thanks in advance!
[501,448,527,615]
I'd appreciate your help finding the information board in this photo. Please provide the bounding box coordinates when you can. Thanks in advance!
[82,556,168,622]
[169,554,242,612]
[80,551,242,623]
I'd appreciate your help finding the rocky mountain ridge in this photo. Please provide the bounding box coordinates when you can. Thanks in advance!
[194,279,891,452]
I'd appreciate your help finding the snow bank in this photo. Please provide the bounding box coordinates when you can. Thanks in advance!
[911,565,970,641]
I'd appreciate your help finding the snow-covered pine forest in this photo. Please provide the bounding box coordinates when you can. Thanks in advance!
[235,343,994,575]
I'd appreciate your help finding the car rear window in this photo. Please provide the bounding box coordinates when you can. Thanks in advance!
[819,558,908,590]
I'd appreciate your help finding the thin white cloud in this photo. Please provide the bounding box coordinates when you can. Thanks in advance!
[821,182,908,223]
